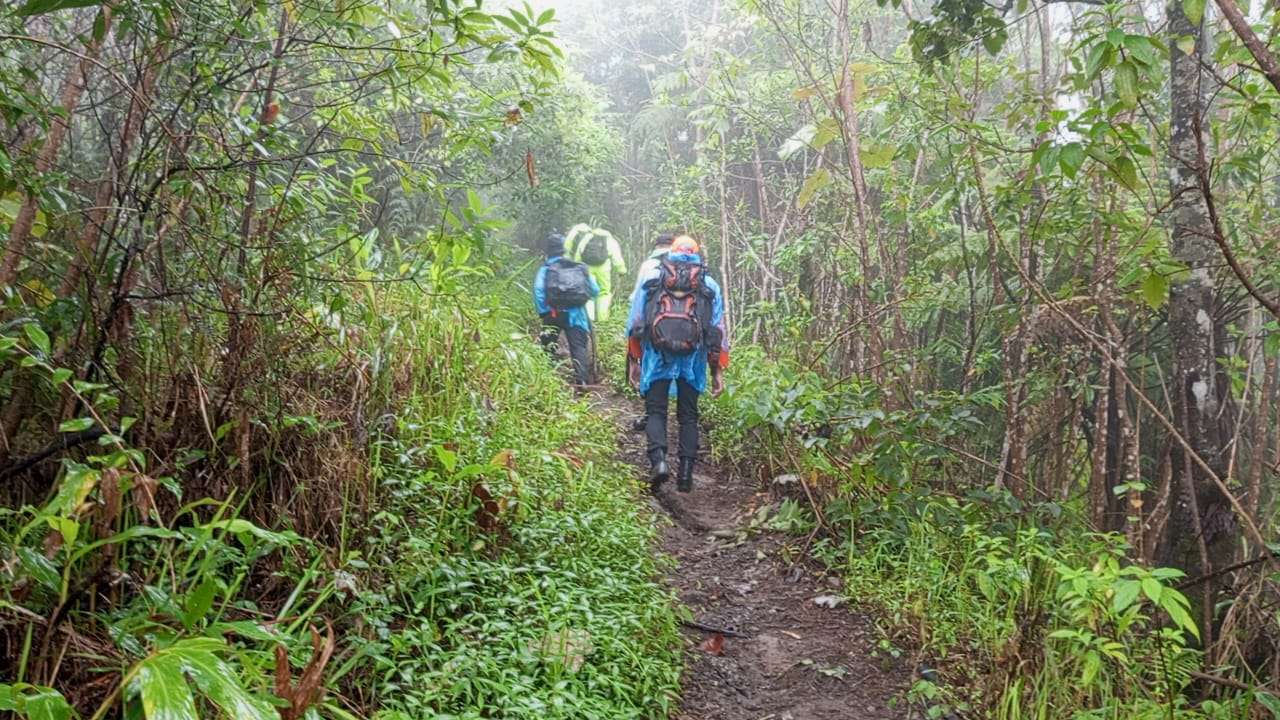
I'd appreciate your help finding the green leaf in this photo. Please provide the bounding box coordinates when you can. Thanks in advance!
[1265,331,1280,357]
[1175,35,1197,56]
[17,0,99,17]
[200,519,300,547]
[46,462,98,517]
[17,547,61,591]
[131,652,198,720]
[1037,143,1060,177]
[1081,649,1101,686]
[1183,0,1205,25]
[1114,61,1138,105]
[129,639,276,720]
[493,13,524,34]
[1085,42,1113,80]
[1255,692,1280,718]
[173,639,278,720]
[182,578,219,629]
[1122,34,1156,66]
[58,417,94,433]
[1058,142,1085,179]
[23,687,74,720]
[434,444,458,473]
[1140,576,1163,603]
[860,142,896,169]
[1112,156,1140,190]
[23,323,50,355]
[1111,579,1141,612]
[812,117,842,149]
[797,168,832,209]
[1141,272,1169,310]
[45,516,79,547]
[981,28,1007,55]
[69,525,180,565]
[1161,595,1201,639]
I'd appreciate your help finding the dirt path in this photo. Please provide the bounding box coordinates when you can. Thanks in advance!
[593,391,905,719]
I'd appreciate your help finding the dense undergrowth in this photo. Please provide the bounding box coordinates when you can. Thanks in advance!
[0,250,680,719]
[705,347,1280,719]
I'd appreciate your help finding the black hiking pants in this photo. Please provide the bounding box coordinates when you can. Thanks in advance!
[539,313,591,385]
[645,378,698,467]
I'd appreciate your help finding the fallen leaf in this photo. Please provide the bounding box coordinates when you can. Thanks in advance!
[471,482,502,533]
[697,634,725,656]
[530,628,594,672]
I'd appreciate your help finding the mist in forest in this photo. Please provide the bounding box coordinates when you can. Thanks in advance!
[1,0,1278,716]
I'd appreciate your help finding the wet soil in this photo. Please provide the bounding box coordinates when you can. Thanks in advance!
[591,391,906,720]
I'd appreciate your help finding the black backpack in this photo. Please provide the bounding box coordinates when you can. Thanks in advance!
[643,258,714,355]
[577,232,610,266]
[545,259,593,309]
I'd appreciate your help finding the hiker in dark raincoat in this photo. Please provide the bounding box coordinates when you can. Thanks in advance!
[535,232,599,386]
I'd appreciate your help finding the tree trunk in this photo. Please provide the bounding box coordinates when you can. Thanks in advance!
[1159,0,1238,625]
[834,0,884,377]
[0,6,114,287]
[59,38,165,298]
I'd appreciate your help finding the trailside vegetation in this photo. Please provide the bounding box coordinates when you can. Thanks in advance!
[0,1,679,718]
[543,0,1280,716]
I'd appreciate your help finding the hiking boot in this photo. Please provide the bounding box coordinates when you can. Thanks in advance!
[677,458,695,493]
[649,460,669,493]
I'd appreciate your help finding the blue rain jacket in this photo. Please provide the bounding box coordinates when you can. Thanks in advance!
[534,256,599,332]
[625,252,729,395]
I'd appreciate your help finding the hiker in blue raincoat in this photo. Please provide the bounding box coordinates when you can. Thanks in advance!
[627,232,677,432]
[626,235,729,493]
[535,232,599,386]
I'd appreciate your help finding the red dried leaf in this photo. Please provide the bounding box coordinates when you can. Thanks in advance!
[525,150,539,187]
[472,482,502,533]
[697,634,725,656]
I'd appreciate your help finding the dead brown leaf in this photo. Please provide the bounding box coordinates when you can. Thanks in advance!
[274,621,336,720]
[472,482,502,533]
[525,150,538,187]
[698,633,725,656]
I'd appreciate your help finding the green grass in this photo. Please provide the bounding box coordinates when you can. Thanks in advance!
[0,253,682,720]
[345,276,682,719]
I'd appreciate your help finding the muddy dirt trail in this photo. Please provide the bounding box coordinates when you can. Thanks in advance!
[591,391,906,719]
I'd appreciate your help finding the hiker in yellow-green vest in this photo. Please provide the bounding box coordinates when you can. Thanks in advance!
[563,223,626,322]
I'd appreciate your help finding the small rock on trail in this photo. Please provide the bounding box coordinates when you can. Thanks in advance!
[594,392,904,719]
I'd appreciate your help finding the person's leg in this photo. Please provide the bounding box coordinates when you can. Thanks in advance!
[645,379,672,488]
[675,379,700,492]
[596,290,614,323]
[588,264,610,322]
[564,325,591,385]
